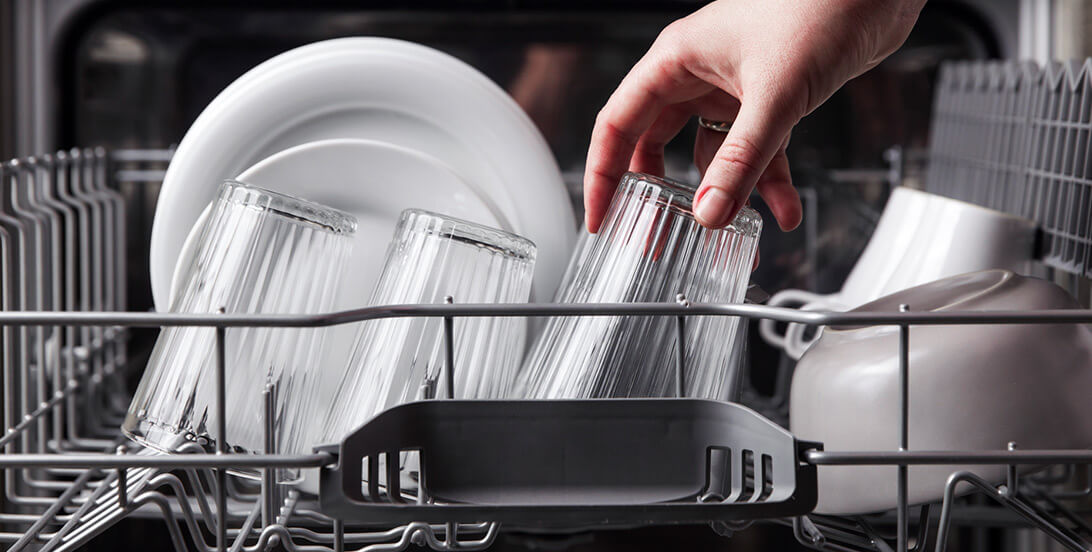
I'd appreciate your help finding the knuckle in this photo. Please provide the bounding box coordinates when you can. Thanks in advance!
[713,137,765,178]
[593,108,610,129]
[656,19,687,45]
[775,75,815,120]
[589,167,622,188]
[598,117,640,149]
[750,67,811,119]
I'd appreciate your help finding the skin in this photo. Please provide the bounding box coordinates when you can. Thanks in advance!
[583,0,928,234]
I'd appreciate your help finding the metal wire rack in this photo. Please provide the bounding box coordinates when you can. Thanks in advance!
[3,149,1092,552]
[927,59,1092,278]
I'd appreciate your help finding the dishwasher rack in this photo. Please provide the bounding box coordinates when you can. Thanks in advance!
[927,59,1092,279]
[3,149,1092,552]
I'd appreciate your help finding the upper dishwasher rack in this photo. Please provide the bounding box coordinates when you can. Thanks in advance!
[4,148,1092,552]
[927,59,1092,278]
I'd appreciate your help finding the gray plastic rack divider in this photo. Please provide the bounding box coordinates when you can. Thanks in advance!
[318,398,820,526]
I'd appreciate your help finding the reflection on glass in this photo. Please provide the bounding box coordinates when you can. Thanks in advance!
[518,172,760,400]
[123,181,355,482]
[316,209,535,448]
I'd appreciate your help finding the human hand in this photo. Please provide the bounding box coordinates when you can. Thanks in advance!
[583,0,925,233]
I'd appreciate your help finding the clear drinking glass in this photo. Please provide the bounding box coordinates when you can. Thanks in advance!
[517,171,761,400]
[315,209,536,448]
[122,181,356,477]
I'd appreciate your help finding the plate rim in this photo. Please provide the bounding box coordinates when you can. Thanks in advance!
[152,37,575,309]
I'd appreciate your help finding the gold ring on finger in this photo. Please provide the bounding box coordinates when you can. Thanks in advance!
[698,117,734,133]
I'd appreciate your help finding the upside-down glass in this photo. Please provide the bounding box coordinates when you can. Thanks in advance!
[517,172,761,400]
[315,209,536,448]
[123,181,356,479]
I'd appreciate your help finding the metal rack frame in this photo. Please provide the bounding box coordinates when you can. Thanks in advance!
[927,59,1092,279]
[2,302,1092,551]
[2,148,1092,552]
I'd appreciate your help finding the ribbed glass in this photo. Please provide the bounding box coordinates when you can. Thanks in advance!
[317,209,536,447]
[123,181,355,480]
[517,172,760,400]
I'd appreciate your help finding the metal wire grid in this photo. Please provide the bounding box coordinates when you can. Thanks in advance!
[926,59,1092,278]
[0,148,132,547]
[1,302,1092,552]
[0,148,1091,552]
[0,150,503,552]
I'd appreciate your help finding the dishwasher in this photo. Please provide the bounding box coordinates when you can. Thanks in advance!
[4,2,1092,552]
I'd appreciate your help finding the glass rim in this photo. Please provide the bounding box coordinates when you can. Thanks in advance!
[623,171,698,197]
[222,180,358,235]
[399,208,537,261]
[620,172,762,235]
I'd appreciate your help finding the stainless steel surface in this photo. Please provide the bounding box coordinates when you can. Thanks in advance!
[0,296,1090,550]
[808,451,1092,465]
[0,1,13,160]
[897,305,910,552]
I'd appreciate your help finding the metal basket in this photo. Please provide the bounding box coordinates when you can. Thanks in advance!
[927,59,1092,279]
[3,148,1092,552]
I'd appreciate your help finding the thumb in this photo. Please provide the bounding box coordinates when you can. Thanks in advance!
[693,96,797,228]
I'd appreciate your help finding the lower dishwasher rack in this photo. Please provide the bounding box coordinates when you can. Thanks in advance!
[3,149,1092,552]
[5,303,1092,552]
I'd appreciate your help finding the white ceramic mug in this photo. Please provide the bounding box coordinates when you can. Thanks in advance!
[759,289,845,353]
[761,187,932,355]
[838,187,934,307]
[761,188,1037,359]
[882,193,1036,293]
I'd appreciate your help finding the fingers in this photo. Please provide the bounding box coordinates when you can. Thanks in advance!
[696,127,801,231]
[628,106,692,176]
[583,69,672,232]
[755,148,802,231]
[584,113,650,234]
[693,126,721,176]
[691,94,743,175]
[693,96,799,229]
[584,44,712,232]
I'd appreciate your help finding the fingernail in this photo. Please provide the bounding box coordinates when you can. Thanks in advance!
[585,213,601,234]
[694,188,735,228]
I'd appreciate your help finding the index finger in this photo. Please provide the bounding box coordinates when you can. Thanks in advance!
[583,56,707,232]
[583,75,667,232]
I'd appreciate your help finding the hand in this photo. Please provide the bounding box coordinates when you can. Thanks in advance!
[583,0,925,232]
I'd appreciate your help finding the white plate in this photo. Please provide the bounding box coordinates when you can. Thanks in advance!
[167,138,507,309]
[152,37,576,310]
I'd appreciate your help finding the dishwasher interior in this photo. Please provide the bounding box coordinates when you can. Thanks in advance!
[4,1,1092,551]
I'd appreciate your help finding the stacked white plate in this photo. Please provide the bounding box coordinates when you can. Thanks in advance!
[151,38,576,492]
[152,37,576,312]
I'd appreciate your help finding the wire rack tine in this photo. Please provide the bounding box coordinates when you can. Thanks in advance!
[928,59,1092,278]
[3,145,1092,552]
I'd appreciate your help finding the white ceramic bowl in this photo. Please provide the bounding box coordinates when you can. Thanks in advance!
[761,189,1038,360]
[790,270,1092,514]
